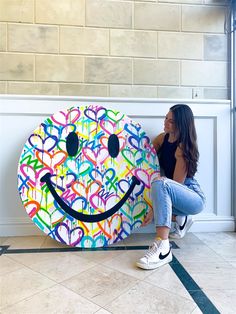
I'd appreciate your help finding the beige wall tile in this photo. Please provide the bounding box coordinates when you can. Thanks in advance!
[36,0,85,26]
[110,85,157,98]
[36,55,83,82]
[85,57,132,84]
[8,82,59,95]
[0,23,6,51]
[182,5,225,33]
[158,32,203,60]
[134,3,180,31]
[59,83,108,96]
[157,86,192,99]
[110,30,157,58]
[134,59,180,85]
[86,0,132,28]
[181,61,227,87]
[8,24,58,53]
[204,88,229,99]
[0,81,7,93]
[60,27,109,55]
[0,0,34,22]
[204,34,228,61]
[0,54,34,80]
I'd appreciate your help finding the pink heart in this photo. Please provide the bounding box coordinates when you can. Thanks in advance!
[51,108,80,126]
[134,169,151,188]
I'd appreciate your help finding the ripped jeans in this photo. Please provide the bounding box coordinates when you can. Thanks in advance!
[151,177,206,229]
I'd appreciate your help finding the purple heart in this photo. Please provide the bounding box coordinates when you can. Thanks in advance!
[28,134,58,152]
[55,222,84,246]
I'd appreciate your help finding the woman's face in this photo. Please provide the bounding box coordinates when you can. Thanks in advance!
[164,111,176,134]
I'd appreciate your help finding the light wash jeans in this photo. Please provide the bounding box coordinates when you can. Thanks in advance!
[151,177,206,228]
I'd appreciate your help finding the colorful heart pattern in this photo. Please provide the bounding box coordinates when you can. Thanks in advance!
[18,105,160,248]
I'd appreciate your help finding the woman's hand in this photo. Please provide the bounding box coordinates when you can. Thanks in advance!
[141,209,154,226]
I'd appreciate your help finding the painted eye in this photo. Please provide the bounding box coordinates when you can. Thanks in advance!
[108,134,120,158]
[66,132,79,157]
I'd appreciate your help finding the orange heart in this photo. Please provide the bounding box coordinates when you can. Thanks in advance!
[36,150,67,169]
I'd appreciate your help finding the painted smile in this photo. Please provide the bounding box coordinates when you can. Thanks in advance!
[41,173,140,223]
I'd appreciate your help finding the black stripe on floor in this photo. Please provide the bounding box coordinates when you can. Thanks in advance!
[170,255,220,314]
[0,245,10,255]
[1,241,179,254]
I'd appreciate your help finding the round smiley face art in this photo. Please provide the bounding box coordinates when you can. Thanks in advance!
[18,105,160,248]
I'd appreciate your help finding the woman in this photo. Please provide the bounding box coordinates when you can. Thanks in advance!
[136,104,206,270]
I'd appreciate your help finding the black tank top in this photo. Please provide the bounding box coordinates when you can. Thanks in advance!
[158,134,178,179]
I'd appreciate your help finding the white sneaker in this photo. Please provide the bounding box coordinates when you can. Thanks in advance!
[169,216,193,239]
[136,239,172,270]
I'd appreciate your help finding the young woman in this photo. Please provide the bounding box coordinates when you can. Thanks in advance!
[136,104,206,270]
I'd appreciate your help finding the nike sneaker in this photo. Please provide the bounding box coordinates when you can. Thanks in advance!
[136,239,172,270]
[169,215,193,239]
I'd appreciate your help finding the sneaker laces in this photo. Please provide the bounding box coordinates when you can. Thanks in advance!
[144,241,160,258]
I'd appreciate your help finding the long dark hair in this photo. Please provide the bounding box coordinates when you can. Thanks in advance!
[170,104,199,177]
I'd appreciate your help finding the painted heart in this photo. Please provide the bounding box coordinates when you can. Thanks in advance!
[89,168,116,186]
[80,235,107,248]
[71,180,101,198]
[120,149,136,167]
[128,135,150,151]
[19,164,37,187]
[134,169,151,188]
[100,119,116,135]
[50,173,77,190]
[132,201,148,220]
[36,150,67,169]
[51,108,81,126]
[28,134,58,152]
[43,123,61,139]
[84,106,107,122]
[25,200,40,218]
[55,222,84,246]
[106,109,125,123]
[124,122,142,138]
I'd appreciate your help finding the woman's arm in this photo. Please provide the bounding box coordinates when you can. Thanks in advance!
[173,146,188,183]
[152,132,165,153]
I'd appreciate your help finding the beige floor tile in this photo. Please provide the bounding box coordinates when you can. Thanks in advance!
[7,252,96,283]
[195,232,236,245]
[62,264,138,307]
[0,267,55,309]
[181,261,236,290]
[104,281,196,314]
[78,249,126,263]
[173,232,207,248]
[0,256,24,275]
[144,264,192,300]
[182,260,233,274]
[2,236,46,249]
[103,250,156,280]
[191,307,203,314]
[173,244,225,263]
[40,236,68,248]
[123,233,156,246]
[195,232,236,261]
[1,284,100,314]
[203,289,236,314]
[95,309,112,314]
[0,237,8,245]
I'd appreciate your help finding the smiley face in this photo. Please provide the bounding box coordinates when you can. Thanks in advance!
[18,105,159,248]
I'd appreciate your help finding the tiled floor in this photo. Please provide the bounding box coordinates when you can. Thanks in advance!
[0,232,236,313]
